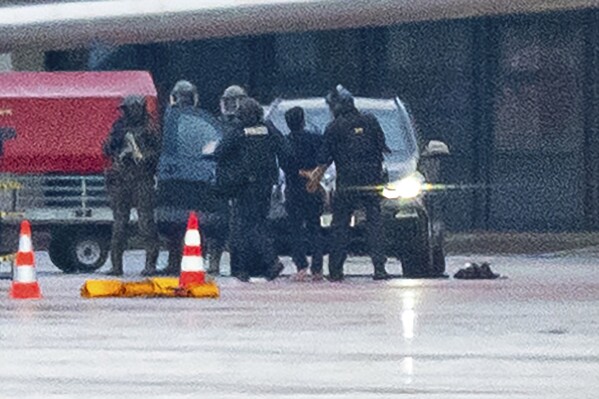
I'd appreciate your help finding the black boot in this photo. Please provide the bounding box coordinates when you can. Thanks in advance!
[235,271,250,282]
[373,269,392,280]
[140,246,160,276]
[105,251,124,276]
[265,260,284,281]
[327,269,344,282]
[105,268,123,277]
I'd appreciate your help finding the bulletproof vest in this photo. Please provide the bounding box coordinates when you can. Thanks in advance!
[115,125,155,172]
[239,124,278,184]
[334,113,384,187]
[345,118,381,163]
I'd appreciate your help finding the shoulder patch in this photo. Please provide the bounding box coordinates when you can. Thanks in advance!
[244,126,269,136]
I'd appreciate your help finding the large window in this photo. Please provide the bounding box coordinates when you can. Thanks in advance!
[494,20,584,153]
[490,15,586,231]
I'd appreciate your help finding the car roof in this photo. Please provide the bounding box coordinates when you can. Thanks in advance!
[268,97,399,111]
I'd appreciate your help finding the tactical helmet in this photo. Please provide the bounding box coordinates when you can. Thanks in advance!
[220,85,248,116]
[325,84,354,108]
[235,97,263,127]
[119,95,146,109]
[119,95,147,124]
[285,106,305,132]
[170,80,198,107]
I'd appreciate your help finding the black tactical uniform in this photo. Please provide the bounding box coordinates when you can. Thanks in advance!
[215,97,287,282]
[279,107,324,279]
[317,86,391,281]
[103,96,160,276]
[213,85,249,276]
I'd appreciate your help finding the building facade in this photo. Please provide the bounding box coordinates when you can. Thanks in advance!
[39,8,599,232]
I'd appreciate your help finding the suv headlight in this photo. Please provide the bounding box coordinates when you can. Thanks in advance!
[382,173,425,200]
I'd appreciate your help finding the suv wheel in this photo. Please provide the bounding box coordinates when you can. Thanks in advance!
[401,218,433,278]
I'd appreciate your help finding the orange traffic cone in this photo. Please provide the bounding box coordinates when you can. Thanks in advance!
[179,212,206,288]
[10,220,42,299]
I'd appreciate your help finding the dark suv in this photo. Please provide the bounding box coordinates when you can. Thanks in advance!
[264,97,449,278]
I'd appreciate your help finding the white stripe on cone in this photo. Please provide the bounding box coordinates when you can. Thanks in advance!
[15,266,36,283]
[181,255,204,272]
[184,230,201,246]
[19,235,32,253]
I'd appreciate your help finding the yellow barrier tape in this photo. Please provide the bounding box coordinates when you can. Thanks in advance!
[81,277,219,299]
[0,181,22,191]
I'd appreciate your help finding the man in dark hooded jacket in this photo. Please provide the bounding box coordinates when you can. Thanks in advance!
[103,95,160,276]
[280,106,325,281]
[215,97,287,282]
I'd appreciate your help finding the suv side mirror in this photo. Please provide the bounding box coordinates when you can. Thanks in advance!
[419,140,449,184]
[422,140,449,158]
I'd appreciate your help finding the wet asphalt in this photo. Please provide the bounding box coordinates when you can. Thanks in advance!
[0,251,598,398]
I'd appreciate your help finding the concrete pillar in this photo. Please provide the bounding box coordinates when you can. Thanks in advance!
[0,54,13,72]
[11,48,45,71]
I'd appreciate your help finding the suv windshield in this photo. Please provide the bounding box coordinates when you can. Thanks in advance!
[266,98,418,162]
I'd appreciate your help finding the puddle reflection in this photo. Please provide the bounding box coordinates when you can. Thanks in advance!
[401,290,416,340]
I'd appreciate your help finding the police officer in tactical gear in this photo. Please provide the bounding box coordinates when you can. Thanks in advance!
[219,85,247,123]
[170,80,199,107]
[156,80,223,276]
[305,85,391,281]
[103,95,160,276]
[215,97,287,282]
[279,107,325,281]
[214,85,249,277]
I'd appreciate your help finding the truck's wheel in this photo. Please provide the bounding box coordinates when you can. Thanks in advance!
[69,233,109,273]
[49,232,77,273]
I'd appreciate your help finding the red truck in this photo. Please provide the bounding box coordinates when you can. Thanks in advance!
[0,71,158,273]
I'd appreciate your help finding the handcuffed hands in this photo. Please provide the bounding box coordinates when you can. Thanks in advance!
[300,166,326,193]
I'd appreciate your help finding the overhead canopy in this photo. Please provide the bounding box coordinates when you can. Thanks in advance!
[0,0,598,52]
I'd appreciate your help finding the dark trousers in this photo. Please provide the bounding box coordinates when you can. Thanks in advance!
[286,192,324,274]
[107,173,159,273]
[158,222,185,273]
[328,190,386,279]
[159,210,228,274]
[230,183,278,278]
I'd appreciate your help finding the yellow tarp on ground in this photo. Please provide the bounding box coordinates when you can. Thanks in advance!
[122,280,155,297]
[81,277,219,299]
[81,280,124,298]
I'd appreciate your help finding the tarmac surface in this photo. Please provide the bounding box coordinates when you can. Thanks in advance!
[0,251,598,398]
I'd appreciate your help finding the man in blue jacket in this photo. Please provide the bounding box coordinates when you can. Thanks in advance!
[156,80,224,275]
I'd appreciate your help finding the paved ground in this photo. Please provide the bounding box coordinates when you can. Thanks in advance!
[0,252,598,398]
[445,231,599,255]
